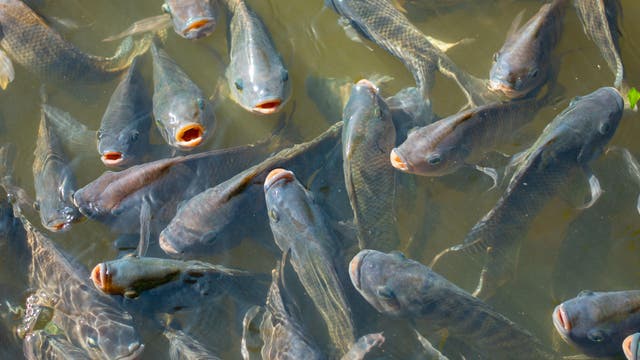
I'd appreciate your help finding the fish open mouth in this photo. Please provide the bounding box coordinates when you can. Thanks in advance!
[182,18,216,39]
[552,305,572,341]
[176,124,204,148]
[390,149,409,172]
[623,333,639,360]
[488,80,521,99]
[264,168,295,190]
[349,251,368,290]
[46,221,70,232]
[159,233,181,256]
[91,263,105,290]
[253,99,282,115]
[101,151,124,167]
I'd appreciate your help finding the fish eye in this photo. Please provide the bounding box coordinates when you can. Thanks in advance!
[130,131,139,142]
[33,201,40,211]
[569,96,582,107]
[598,122,611,134]
[86,336,99,348]
[161,4,171,14]
[587,329,606,343]
[197,98,206,110]
[268,208,279,222]
[281,70,289,82]
[530,69,539,78]
[577,290,595,297]
[389,250,406,260]
[376,286,396,300]
[234,79,244,91]
[427,154,441,165]
[96,130,103,140]
[492,52,499,62]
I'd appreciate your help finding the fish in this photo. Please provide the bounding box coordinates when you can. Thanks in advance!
[32,95,82,232]
[264,168,356,356]
[98,55,153,167]
[164,328,221,360]
[159,121,343,256]
[390,94,550,183]
[104,0,217,42]
[222,0,291,115]
[325,0,496,108]
[624,333,640,360]
[349,249,558,359]
[342,79,399,251]
[24,330,91,360]
[553,290,640,358]
[431,87,624,300]
[0,0,151,89]
[151,42,215,150]
[573,0,626,89]
[489,0,568,98]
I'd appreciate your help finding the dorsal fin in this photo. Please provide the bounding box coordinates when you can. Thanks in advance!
[505,9,526,41]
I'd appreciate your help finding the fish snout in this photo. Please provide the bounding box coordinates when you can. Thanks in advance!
[553,305,571,333]
[264,168,295,190]
[349,250,370,290]
[253,99,283,115]
[488,79,519,98]
[159,231,181,256]
[91,263,106,291]
[623,333,640,360]
[101,151,125,167]
[46,221,71,232]
[355,79,379,93]
[390,149,409,172]
[175,124,205,148]
[181,18,216,39]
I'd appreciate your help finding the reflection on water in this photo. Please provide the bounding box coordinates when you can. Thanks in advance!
[0,0,639,358]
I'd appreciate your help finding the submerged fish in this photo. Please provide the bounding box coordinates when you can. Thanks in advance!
[0,0,150,89]
[165,328,221,360]
[342,79,399,251]
[32,98,82,232]
[223,0,291,114]
[264,168,356,356]
[553,290,640,358]
[24,330,91,360]
[489,0,568,98]
[432,87,624,299]
[624,333,640,360]
[151,42,215,150]
[98,55,153,167]
[349,249,557,359]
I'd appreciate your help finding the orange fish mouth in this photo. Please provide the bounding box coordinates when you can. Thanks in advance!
[175,124,204,148]
[101,151,124,167]
[46,221,71,232]
[623,334,637,360]
[182,18,215,37]
[264,168,295,189]
[356,78,379,92]
[91,263,108,291]
[488,80,521,98]
[390,149,409,172]
[349,250,368,290]
[253,99,282,115]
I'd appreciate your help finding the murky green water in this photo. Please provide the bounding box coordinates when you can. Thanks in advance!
[1,0,640,358]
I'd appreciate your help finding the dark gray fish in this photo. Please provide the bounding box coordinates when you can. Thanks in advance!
[159,121,342,256]
[342,79,399,251]
[32,99,82,232]
[349,249,558,359]
[151,42,215,150]
[489,0,568,98]
[432,87,624,300]
[223,0,291,115]
[24,330,91,360]
[325,0,496,108]
[573,0,625,89]
[264,168,356,356]
[553,290,640,358]
[624,332,640,360]
[390,94,548,180]
[98,55,152,167]
[0,0,151,89]
[165,328,221,360]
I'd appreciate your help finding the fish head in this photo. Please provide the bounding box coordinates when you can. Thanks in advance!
[163,0,217,39]
[98,124,149,168]
[349,250,426,317]
[161,94,214,150]
[488,52,545,99]
[623,333,640,360]
[36,188,82,232]
[552,291,640,357]
[77,316,144,360]
[91,262,124,295]
[226,48,291,115]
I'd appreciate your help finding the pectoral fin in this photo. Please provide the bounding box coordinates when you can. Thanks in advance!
[103,14,171,42]
[0,49,14,90]
[338,17,373,51]
[578,167,602,209]
[426,36,474,53]
[471,164,498,191]
[472,246,516,300]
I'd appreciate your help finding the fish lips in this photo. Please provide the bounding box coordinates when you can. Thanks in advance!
[488,79,526,99]
[179,17,216,40]
[349,250,370,291]
[252,98,285,115]
[264,168,295,191]
[623,333,640,360]
[552,304,572,342]
[389,148,410,172]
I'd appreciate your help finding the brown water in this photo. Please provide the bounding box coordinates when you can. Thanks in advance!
[1,0,640,358]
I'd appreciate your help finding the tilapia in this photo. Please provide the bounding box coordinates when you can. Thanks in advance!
[32,96,82,232]
[222,0,291,114]
[349,249,558,359]
[0,0,151,89]
[489,0,568,98]
[24,330,91,360]
[573,0,626,89]
[98,55,153,167]
[264,168,355,356]
[151,42,215,150]
[553,290,640,358]
[165,328,221,360]
[432,87,624,299]
[342,79,399,251]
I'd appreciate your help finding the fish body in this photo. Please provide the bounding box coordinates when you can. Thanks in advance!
[223,0,290,114]
[553,290,640,358]
[24,330,91,360]
[342,79,398,251]
[151,42,215,150]
[349,249,557,359]
[32,103,82,232]
[165,328,221,360]
[391,96,542,176]
[91,255,245,298]
[489,0,568,98]
[573,0,625,88]
[450,87,624,299]
[0,0,149,85]
[98,56,153,167]
[164,0,217,40]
